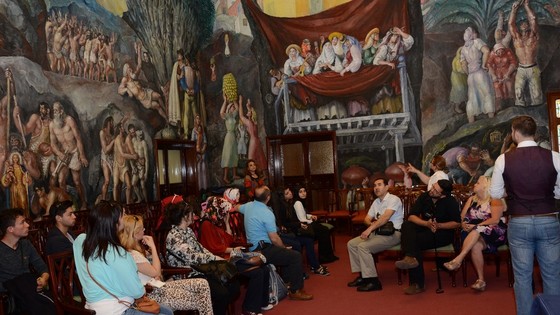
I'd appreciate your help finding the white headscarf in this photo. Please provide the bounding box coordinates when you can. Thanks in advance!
[463,27,476,47]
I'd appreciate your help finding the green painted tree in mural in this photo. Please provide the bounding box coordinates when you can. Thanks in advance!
[122,0,215,86]
[422,0,552,41]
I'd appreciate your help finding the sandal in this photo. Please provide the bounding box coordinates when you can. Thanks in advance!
[471,279,486,292]
[443,260,461,271]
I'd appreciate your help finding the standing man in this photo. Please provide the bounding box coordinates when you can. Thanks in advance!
[0,208,55,314]
[49,101,88,210]
[237,186,313,301]
[112,122,137,204]
[45,200,76,255]
[395,179,461,294]
[509,0,542,106]
[490,115,560,315]
[347,176,404,292]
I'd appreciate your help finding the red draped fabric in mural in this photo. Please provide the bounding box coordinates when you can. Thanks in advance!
[245,0,410,97]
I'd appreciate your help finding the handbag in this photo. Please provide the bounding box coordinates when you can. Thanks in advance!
[376,221,395,236]
[191,260,238,285]
[86,263,160,314]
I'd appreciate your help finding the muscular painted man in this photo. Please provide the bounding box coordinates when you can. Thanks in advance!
[130,126,148,202]
[49,102,88,209]
[118,63,167,119]
[509,0,542,106]
[13,101,53,178]
[99,116,115,201]
[112,122,137,204]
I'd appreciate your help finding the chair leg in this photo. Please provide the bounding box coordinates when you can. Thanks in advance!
[462,260,468,287]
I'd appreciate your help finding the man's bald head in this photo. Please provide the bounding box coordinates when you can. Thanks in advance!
[255,186,271,203]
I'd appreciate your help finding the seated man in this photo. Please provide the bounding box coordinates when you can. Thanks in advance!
[45,200,77,255]
[237,185,313,301]
[395,179,461,294]
[347,176,403,292]
[0,208,55,314]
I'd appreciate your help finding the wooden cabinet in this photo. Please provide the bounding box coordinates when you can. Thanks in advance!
[547,91,560,152]
[266,131,338,211]
[154,139,198,200]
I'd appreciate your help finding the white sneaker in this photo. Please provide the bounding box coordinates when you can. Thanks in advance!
[261,303,274,311]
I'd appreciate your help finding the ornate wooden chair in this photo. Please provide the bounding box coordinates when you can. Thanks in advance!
[46,251,95,315]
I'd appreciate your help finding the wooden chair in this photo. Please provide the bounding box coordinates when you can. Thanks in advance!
[461,244,513,288]
[153,229,193,280]
[46,251,95,315]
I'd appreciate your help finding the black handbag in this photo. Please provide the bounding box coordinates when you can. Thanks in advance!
[376,221,395,236]
[192,260,238,284]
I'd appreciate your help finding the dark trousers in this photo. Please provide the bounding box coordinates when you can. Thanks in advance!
[311,222,335,260]
[259,244,304,292]
[400,221,454,287]
[202,275,240,315]
[236,264,270,312]
[281,232,320,269]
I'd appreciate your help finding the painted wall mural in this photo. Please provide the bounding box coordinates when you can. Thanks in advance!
[0,0,559,215]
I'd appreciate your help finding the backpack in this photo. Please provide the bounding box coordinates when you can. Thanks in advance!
[267,264,287,305]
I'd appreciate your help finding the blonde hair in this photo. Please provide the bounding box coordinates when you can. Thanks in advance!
[118,215,146,256]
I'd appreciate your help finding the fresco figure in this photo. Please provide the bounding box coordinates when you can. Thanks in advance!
[487,43,517,110]
[238,96,267,171]
[13,101,53,178]
[191,114,208,190]
[313,41,343,74]
[340,35,362,76]
[181,58,198,137]
[284,44,310,76]
[220,91,239,184]
[268,68,283,95]
[49,102,88,210]
[449,47,467,114]
[460,27,495,123]
[130,125,148,202]
[31,180,70,219]
[1,152,31,214]
[0,68,16,178]
[237,122,248,161]
[52,15,69,74]
[328,32,346,64]
[362,28,380,65]
[446,143,494,185]
[509,0,543,106]
[300,39,316,74]
[99,116,115,201]
[495,10,512,48]
[112,122,137,204]
[169,49,187,127]
[101,33,118,83]
[373,27,415,114]
[45,13,56,72]
[118,63,167,120]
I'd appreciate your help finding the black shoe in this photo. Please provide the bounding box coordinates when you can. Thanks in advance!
[347,276,365,287]
[303,272,310,280]
[357,280,383,292]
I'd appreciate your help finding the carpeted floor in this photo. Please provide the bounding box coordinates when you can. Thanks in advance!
[259,233,518,315]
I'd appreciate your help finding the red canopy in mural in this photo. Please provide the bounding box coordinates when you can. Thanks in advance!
[244,0,410,97]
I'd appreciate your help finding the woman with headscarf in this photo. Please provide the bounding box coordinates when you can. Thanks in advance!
[198,188,272,315]
[283,44,311,76]
[312,41,343,74]
[293,187,339,264]
[328,32,346,64]
[362,28,381,65]
[340,35,362,76]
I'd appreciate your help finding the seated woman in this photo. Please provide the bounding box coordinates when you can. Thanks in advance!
[443,176,507,291]
[406,155,449,190]
[244,160,267,201]
[294,186,339,264]
[119,215,214,314]
[280,187,329,276]
[73,201,173,315]
[198,188,272,315]
[164,201,240,315]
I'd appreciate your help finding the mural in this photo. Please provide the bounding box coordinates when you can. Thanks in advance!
[0,0,559,214]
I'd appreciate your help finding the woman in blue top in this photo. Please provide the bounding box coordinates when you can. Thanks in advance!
[73,201,173,315]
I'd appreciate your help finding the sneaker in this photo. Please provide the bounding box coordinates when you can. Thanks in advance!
[404,284,425,295]
[261,303,274,311]
[395,256,419,269]
[288,289,313,301]
[311,266,330,276]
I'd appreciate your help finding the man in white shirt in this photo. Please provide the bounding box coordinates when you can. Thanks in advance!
[347,176,404,292]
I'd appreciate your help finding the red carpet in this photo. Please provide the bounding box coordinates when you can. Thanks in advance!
[262,233,517,315]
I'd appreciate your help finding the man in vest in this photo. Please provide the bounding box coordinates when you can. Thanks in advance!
[490,115,560,315]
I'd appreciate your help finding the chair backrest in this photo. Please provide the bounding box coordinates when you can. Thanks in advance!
[46,251,95,315]
[26,229,48,260]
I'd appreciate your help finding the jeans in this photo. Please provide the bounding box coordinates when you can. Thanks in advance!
[508,215,560,315]
[123,304,174,315]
